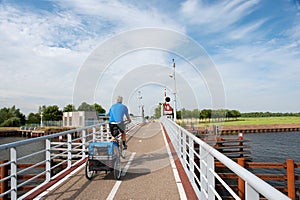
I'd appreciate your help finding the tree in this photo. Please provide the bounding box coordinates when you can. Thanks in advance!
[176,110,182,119]
[27,113,41,124]
[1,117,20,127]
[63,104,75,112]
[192,109,200,118]
[200,109,212,120]
[42,105,63,121]
[0,106,25,127]
[227,110,241,119]
[78,102,95,111]
[154,103,163,119]
[94,103,106,114]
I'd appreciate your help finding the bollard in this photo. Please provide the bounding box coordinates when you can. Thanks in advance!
[238,133,244,157]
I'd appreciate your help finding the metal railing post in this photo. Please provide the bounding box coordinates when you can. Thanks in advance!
[82,130,86,158]
[45,139,51,182]
[189,137,194,182]
[207,154,215,200]
[180,129,184,160]
[67,133,72,168]
[10,147,17,200]
[106,124,110,138]
[100,125,104,141]
[200,145,207,199]
[245,183,259,200]
[182,131,187,166]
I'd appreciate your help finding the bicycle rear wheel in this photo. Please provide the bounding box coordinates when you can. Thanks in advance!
[85,160,94,180]
[121,148,126,159]
[114,156,121,180]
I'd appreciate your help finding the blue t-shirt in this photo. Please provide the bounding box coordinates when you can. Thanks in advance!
[108,103,129,123]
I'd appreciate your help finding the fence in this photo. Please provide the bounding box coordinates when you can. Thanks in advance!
[160,116,290,200]
[0,118,141,200]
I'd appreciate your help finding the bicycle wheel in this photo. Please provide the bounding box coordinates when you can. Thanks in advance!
[85,160,94,180]
[121,147,126,159]
[114,156,121,180]
[119,139,126,159]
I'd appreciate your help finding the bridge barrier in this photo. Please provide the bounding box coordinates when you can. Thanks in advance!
[0,117,142,200]
[160,116,290,200]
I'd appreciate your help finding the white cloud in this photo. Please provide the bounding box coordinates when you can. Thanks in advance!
[1,0,300,115]
[180,0,260,33]
[227,19,267,40]
[53,0,184,32]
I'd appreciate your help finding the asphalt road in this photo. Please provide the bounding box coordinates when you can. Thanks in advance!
[39,121,183,200]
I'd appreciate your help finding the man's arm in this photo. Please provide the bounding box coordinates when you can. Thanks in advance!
[124,106,131,123]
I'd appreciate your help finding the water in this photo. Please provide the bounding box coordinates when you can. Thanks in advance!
[244,131,300,162]
[1,131,299,162]
[234,131,300,197]
[0,136,45,163]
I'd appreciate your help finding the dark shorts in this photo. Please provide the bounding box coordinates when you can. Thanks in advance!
[109,121,125,137]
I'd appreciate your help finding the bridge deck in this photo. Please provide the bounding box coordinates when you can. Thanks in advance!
[37,121,189,200]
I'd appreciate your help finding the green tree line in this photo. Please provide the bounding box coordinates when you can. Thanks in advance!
[241,112,300,117]
[154,104,300,120]
[154,105,242,120]
[0,102,106,127]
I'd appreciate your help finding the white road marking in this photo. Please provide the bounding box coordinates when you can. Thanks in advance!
[160,124,187,200]
[106,152,136,200]
[33,160,86,200]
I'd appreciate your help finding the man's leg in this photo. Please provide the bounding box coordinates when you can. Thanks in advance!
[119,122,127,149]
[122,132,127,149]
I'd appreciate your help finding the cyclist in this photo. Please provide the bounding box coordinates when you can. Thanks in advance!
[108,96,131,149]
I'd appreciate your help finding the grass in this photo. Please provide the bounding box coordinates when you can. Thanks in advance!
[222,117,300,126]
[178,117,300,127]
[0,127,19,131]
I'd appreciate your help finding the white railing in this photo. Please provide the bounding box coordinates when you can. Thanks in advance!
[0,117,142,200]
[160,117,290,200]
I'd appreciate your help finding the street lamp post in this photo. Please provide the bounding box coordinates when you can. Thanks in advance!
[170,59,177,122]
[40,112,43,127]
[138,91,145,122]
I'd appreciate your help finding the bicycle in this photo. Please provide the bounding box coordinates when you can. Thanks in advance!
[111,124,126,159]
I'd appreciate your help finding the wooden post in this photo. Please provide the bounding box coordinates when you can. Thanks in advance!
[0,160,8,200]
[238,133,244,157]
[286,159,295,200]
[215,137,223,153]
[238,158,245,200]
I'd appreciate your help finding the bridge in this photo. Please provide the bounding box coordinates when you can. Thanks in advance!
[0,117,291,200]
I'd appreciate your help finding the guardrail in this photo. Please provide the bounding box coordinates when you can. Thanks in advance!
[0,118,141,200]
[160,117,290,200]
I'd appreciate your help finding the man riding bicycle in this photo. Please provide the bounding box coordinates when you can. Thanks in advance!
[108,96,131,149]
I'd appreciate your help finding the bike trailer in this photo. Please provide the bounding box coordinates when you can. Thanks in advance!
[87,141,118,171]
[88,141,118,159]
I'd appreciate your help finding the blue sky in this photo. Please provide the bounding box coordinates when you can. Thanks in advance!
[0,0,300,116]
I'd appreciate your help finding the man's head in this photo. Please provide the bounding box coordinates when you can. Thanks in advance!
[116,96,123,103]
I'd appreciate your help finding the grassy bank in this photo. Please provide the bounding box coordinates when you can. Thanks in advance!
[178,117,300,127]
[222,117,300,126]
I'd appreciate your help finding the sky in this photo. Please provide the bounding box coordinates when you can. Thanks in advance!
[0,0,300,117]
